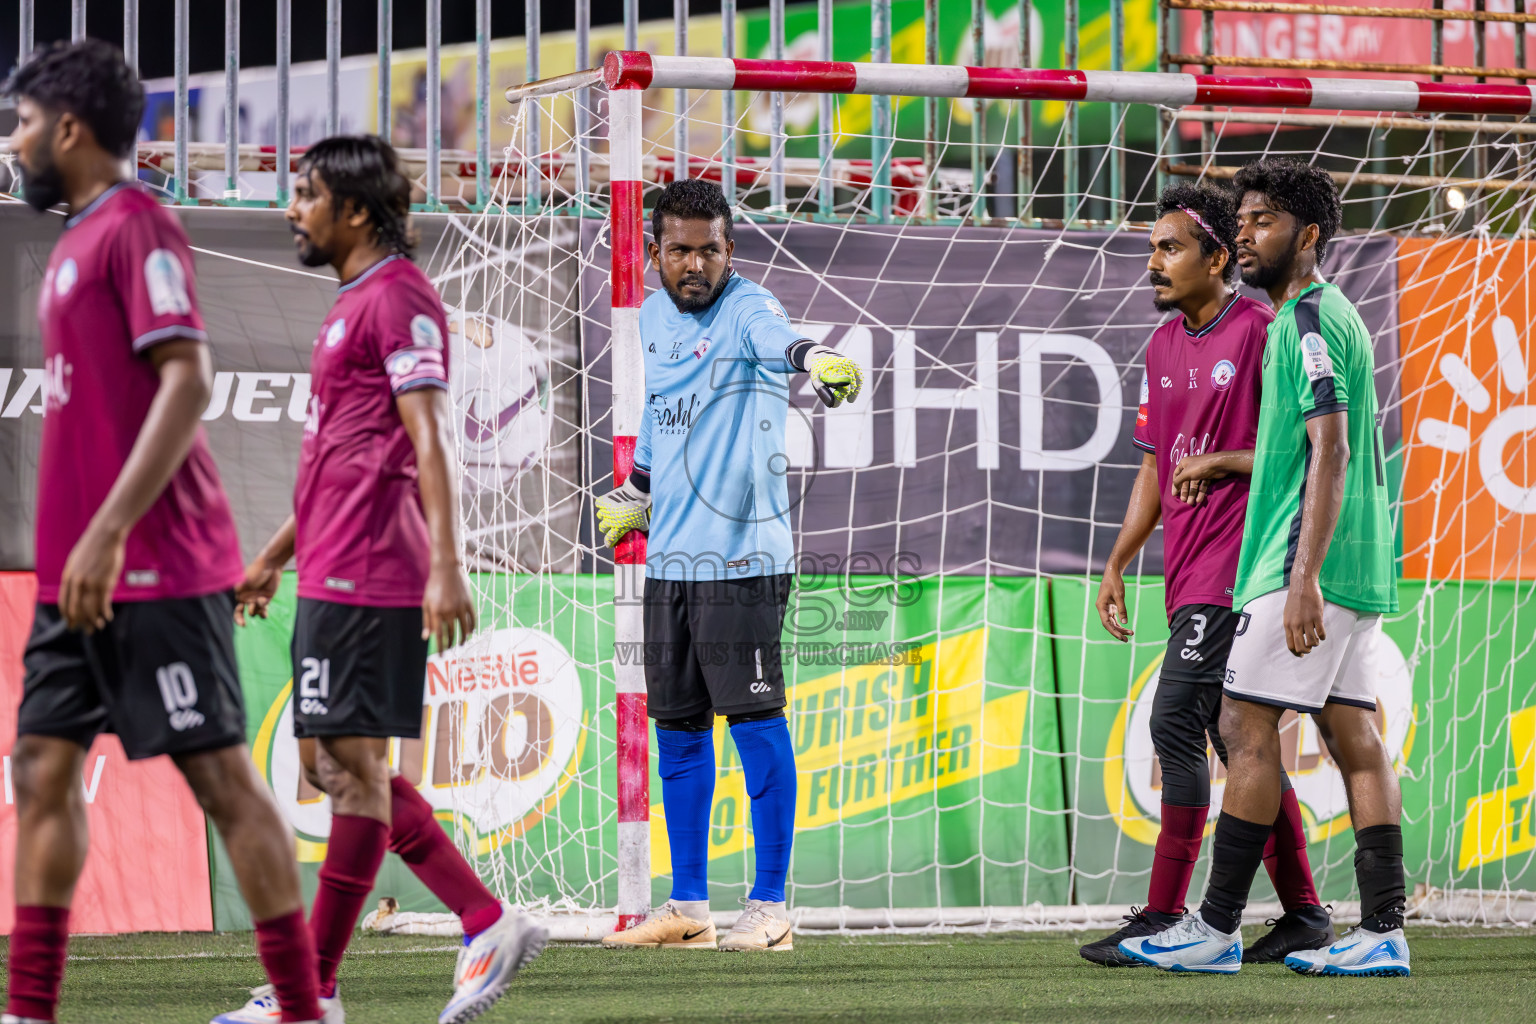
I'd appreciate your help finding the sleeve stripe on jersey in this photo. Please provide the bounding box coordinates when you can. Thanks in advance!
[385,346,448,394]
[393,377,449,395]
[131,324,208,353]
[1132,437,1156,453]
[1304,400,1347,421]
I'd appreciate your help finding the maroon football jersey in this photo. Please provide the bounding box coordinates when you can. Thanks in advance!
[294,255,450,607]
[1133,294,1273,617]
[34,183,242,603]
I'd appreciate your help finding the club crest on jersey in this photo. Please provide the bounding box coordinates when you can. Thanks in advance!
[410,313,444,349]
[1301,331,1335,380]
[765,300,788,320]
[1210,359,1236,390]
[387,351,419,376]
[694,336,711,359]
[55,257,78,297]
[324,319,346,348]
[145,249,191,315]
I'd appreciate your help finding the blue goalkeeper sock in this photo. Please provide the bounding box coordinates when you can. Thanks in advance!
[656,726,715,902]
[731,717,797,903]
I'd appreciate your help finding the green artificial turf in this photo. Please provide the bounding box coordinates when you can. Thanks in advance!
[3,927,1533,1023]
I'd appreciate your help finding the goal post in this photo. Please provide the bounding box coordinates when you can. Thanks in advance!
[451,53,1536,933]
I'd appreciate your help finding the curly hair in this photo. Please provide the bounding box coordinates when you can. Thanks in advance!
[298,135,417,257]
[1232,157,1343,267]
[652,178,733,243]
[3,39,144,159]
[1155,180,1239,283]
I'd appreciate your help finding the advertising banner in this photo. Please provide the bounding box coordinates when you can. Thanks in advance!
[1397,238,1536,580]
[0,573,214,934]
[579,219,1400,577]
[212,572,1068,925]
[1054,575,1536,906]
[740,0,1162,154]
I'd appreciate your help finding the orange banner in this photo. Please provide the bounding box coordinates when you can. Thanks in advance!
[1399,239,1536,580]
[0,573,213,934]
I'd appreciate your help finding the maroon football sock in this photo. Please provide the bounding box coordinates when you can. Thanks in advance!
[1263,787,1322,911]
[1146,802,1208,916]
[6,904,69,1022]
[389,775,503,939]
[310,813,389,998]
[255,908,323,1022]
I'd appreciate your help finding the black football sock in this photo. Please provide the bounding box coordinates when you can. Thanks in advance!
[1198,813,1273,935]
[1354,824,1406,933]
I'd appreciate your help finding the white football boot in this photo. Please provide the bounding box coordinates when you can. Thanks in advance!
[209,982,341,1024]
[3,1014,57,1023]
[1118,912,1243,973]
[1284,926,1411,977]
[600,901,717,949]
[437,906,547,1024]
[717,899,793,953]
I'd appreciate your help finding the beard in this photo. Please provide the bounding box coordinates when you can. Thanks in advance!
[663,269,731,313]
[292,230,333,268]
[1149,273,1177,312]
[1239,230,1299,290]
[18,150,65,214]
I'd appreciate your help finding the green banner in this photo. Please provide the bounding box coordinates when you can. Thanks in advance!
[738,0,1161,160]
[1051,576,1536,908]
[214,573,1070,927]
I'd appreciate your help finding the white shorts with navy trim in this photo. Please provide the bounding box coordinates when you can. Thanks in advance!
[1222,588,1383,713]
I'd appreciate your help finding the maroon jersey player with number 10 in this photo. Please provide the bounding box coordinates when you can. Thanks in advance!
[1078,181,1334,968]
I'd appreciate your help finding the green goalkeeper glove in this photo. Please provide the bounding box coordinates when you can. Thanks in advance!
[595,481,651,547]
[803,344,864,408]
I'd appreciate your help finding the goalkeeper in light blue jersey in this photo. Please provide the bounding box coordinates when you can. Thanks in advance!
[595,179,862,952]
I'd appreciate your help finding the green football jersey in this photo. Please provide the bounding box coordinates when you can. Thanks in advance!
[1233,281,1398,613]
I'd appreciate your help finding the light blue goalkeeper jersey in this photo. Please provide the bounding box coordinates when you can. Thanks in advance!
[634,272,808,582]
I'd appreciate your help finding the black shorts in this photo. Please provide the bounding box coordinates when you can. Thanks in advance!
[1159,603,1242,684]
[291,598,429,739]
[18,594,247,761]
[643,574,792,720]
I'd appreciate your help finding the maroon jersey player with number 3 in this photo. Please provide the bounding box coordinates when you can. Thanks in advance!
[1078,182,1334,968]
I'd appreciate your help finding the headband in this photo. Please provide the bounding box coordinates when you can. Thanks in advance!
[1179,206,1228,251]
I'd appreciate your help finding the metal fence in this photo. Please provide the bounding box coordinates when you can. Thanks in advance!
[11,1,1536,223]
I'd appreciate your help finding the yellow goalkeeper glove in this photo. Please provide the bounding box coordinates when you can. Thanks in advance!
[804,345,864,408]
[595,481,651,547]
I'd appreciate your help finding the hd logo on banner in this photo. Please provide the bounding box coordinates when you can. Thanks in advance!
[251,625,587,861]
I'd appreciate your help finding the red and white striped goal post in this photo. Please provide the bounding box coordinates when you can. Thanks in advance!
[525,52,1536,935]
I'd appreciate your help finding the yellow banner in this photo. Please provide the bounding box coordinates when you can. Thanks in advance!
[1459,706,1536,870]
[648,627,1029,875]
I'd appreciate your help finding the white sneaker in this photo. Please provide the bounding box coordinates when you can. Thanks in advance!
[1118,913,1243,973]
[1284,925,1410,977]
[717,899,793,952]
[437,905,547,1024]
[600,901,717,949]
[3,1014,56,1023]
[209,983,342,1024]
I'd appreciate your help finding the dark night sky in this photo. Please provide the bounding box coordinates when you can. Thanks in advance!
[1,1,777,80]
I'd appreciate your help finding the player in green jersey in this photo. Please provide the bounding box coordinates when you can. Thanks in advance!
[1120,159,1409,977]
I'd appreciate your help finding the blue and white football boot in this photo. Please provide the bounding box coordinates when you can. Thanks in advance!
[1118,912,1244,974]
[1283,926,1410,977]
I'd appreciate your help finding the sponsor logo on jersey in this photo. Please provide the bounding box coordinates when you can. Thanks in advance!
[1302,331,1335,381]
[1210,359,1236,390]
[410,313,444,349]
[325,318,347,348]
[323,576,356,592]
[55,257,78,297]
[145,249,192,316]
[649,392,700,433]
[1161,376,1173,389]
[1139,374,1150,405]
[1105,628,1414,846]
[387,351,419,377]
[124,569,160,587]
[766,300,788,320]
